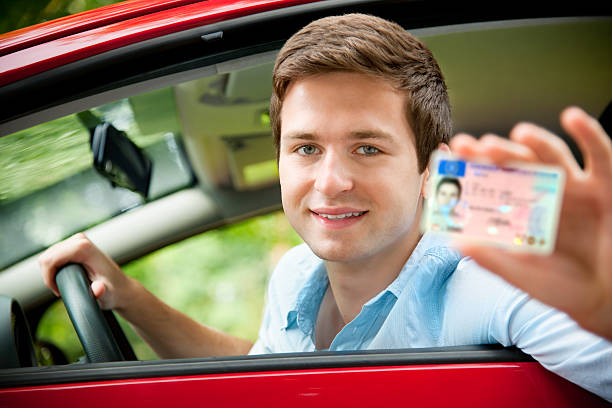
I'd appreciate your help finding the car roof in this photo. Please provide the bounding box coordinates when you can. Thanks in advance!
[0,0,204,56]
[0,0,322,87]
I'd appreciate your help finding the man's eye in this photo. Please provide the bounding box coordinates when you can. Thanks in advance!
[297,145,319,155]
[356,145,379,155]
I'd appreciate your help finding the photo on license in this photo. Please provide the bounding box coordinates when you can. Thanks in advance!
[421,151,565,254]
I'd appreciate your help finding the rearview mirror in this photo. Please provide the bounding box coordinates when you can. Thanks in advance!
[90,122,152,198]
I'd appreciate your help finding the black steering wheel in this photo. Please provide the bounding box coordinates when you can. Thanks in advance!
[56,264,136,363]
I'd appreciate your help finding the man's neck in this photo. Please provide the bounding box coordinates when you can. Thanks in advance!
[324,232,422,326]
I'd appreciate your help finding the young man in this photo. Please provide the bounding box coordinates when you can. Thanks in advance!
[40,14,611,400]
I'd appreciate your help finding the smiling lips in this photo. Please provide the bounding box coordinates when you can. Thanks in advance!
[311,208,367,228]
[317,211,366,220]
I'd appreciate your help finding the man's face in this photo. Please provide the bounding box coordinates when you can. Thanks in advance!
[278,72,428,263]
[437,183,460,207]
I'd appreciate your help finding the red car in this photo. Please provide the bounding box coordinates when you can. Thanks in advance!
[0,1,610,406]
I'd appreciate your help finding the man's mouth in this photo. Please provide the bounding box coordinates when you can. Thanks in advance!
[316,211,367,220]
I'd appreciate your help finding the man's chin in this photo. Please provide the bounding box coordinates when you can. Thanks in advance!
[308,242,367,263]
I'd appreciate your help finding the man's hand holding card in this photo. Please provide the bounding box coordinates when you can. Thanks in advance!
[444,106,612,341]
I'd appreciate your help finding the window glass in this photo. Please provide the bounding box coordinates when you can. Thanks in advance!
[0,89,193,269]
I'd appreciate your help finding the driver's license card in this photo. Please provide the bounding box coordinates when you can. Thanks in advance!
[421,151,565,254]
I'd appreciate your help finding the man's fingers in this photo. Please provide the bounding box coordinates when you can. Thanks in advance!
[39,244,70,296]
[451,133,538,164]
[452,107,606,180]
[91,280,106,299]
[38,233,95,295]
[449,133,478,157]
[479,133,540,164]
[509,122,582,177]
[39,266,60,297]
[561,106,612,179]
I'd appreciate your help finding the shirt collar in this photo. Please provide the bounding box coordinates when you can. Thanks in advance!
[284,262,327,333]
[387,232,452,297]
[283,232,456,333]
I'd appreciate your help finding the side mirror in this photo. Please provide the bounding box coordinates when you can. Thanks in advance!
[90,122,152,198]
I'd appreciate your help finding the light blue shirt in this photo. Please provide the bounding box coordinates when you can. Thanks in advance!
[250,233,612,401]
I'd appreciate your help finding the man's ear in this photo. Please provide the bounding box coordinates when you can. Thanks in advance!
[437,143,451,154]
[421,143,451,199]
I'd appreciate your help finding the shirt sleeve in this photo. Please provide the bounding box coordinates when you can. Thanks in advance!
[490,272,612,402]
[248,243,313,355]
[248,268,278,355]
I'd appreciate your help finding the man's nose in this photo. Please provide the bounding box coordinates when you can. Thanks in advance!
[314,151,353,196]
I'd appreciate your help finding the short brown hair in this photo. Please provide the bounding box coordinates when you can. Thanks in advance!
[270,13,451,172]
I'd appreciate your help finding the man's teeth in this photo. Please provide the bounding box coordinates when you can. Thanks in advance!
[318,212,364,220]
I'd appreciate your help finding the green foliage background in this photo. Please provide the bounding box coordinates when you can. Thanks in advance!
[0,0,120,34]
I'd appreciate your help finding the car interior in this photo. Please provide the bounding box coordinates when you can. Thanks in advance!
[0,3,610,393]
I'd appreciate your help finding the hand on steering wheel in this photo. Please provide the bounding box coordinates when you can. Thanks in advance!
[56,264,136,363]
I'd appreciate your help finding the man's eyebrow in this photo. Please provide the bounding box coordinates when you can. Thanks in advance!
[282,132,317,141]
[281,130,398,143]
[349,130,396,142]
